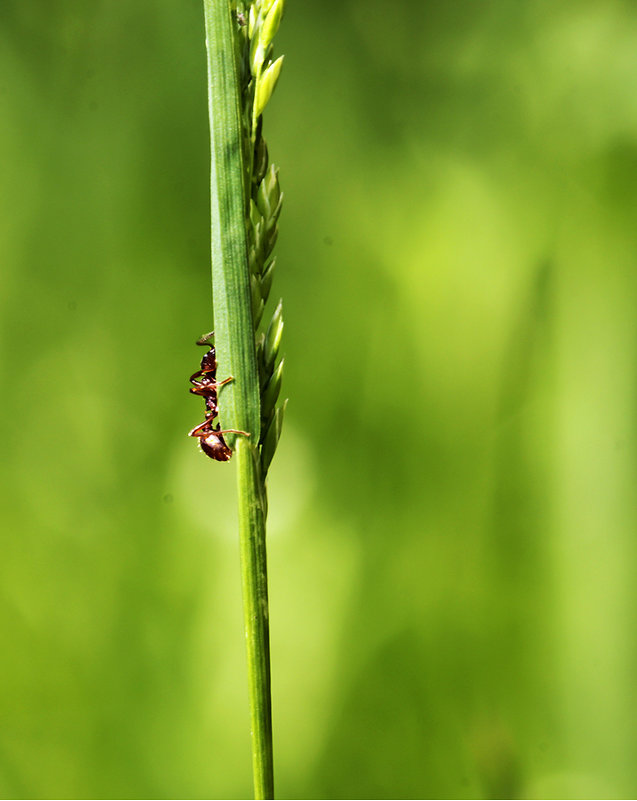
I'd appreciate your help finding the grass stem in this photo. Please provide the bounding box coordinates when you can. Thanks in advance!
[202,1,274,797]
[237,438,273,799]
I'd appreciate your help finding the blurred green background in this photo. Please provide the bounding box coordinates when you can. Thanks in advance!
[2,0,637,798]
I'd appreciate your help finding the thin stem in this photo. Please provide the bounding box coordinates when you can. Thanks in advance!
[237,438,273,799]
[202,1,274,798]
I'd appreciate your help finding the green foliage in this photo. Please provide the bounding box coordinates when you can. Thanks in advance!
[2,0,637,799]
[240,0,287,478]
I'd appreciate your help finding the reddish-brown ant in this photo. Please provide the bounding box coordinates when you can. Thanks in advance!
[188,331,248,461]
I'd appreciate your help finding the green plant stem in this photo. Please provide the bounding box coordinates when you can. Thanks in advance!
[237,438,273,799]
[202,1,274,798]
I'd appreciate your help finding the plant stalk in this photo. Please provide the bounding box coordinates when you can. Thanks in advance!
[202,1,274,797]
[237,438,273,799]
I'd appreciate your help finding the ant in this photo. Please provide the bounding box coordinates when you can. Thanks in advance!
[188,332,248,461]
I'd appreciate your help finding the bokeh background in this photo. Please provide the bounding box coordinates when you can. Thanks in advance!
[2,0,637,798]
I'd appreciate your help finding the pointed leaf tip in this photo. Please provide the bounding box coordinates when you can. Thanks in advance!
[255,56,285,119]
[261,398,287,475]
[264,300,284,371]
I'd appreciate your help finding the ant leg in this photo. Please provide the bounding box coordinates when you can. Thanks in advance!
[189,419,213,438]
[189,374,234,391]
[190,382,212,396]
[189,421,250,439]
[217,428,250,437]
[207,376,234,391]
[189,370,217,386]
[189,379,233,401]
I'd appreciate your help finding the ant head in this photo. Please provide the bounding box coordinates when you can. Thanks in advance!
[196,331,215,347]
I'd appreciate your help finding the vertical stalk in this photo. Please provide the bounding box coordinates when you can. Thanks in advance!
[237,438,273,799]
[202,1,273,798]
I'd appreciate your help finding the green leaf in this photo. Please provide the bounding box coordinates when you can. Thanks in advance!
[265,163,281,207]
[264,300,284,372]
[254,55,285,119]
[260,256,276,300]
[260,0,285,55]
[261,357,284,423]
[261,399,287,475]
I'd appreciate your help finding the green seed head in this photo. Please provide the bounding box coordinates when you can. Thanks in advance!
[255,55,285,118]
[264,300,284,373]
[239,0,287,476]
